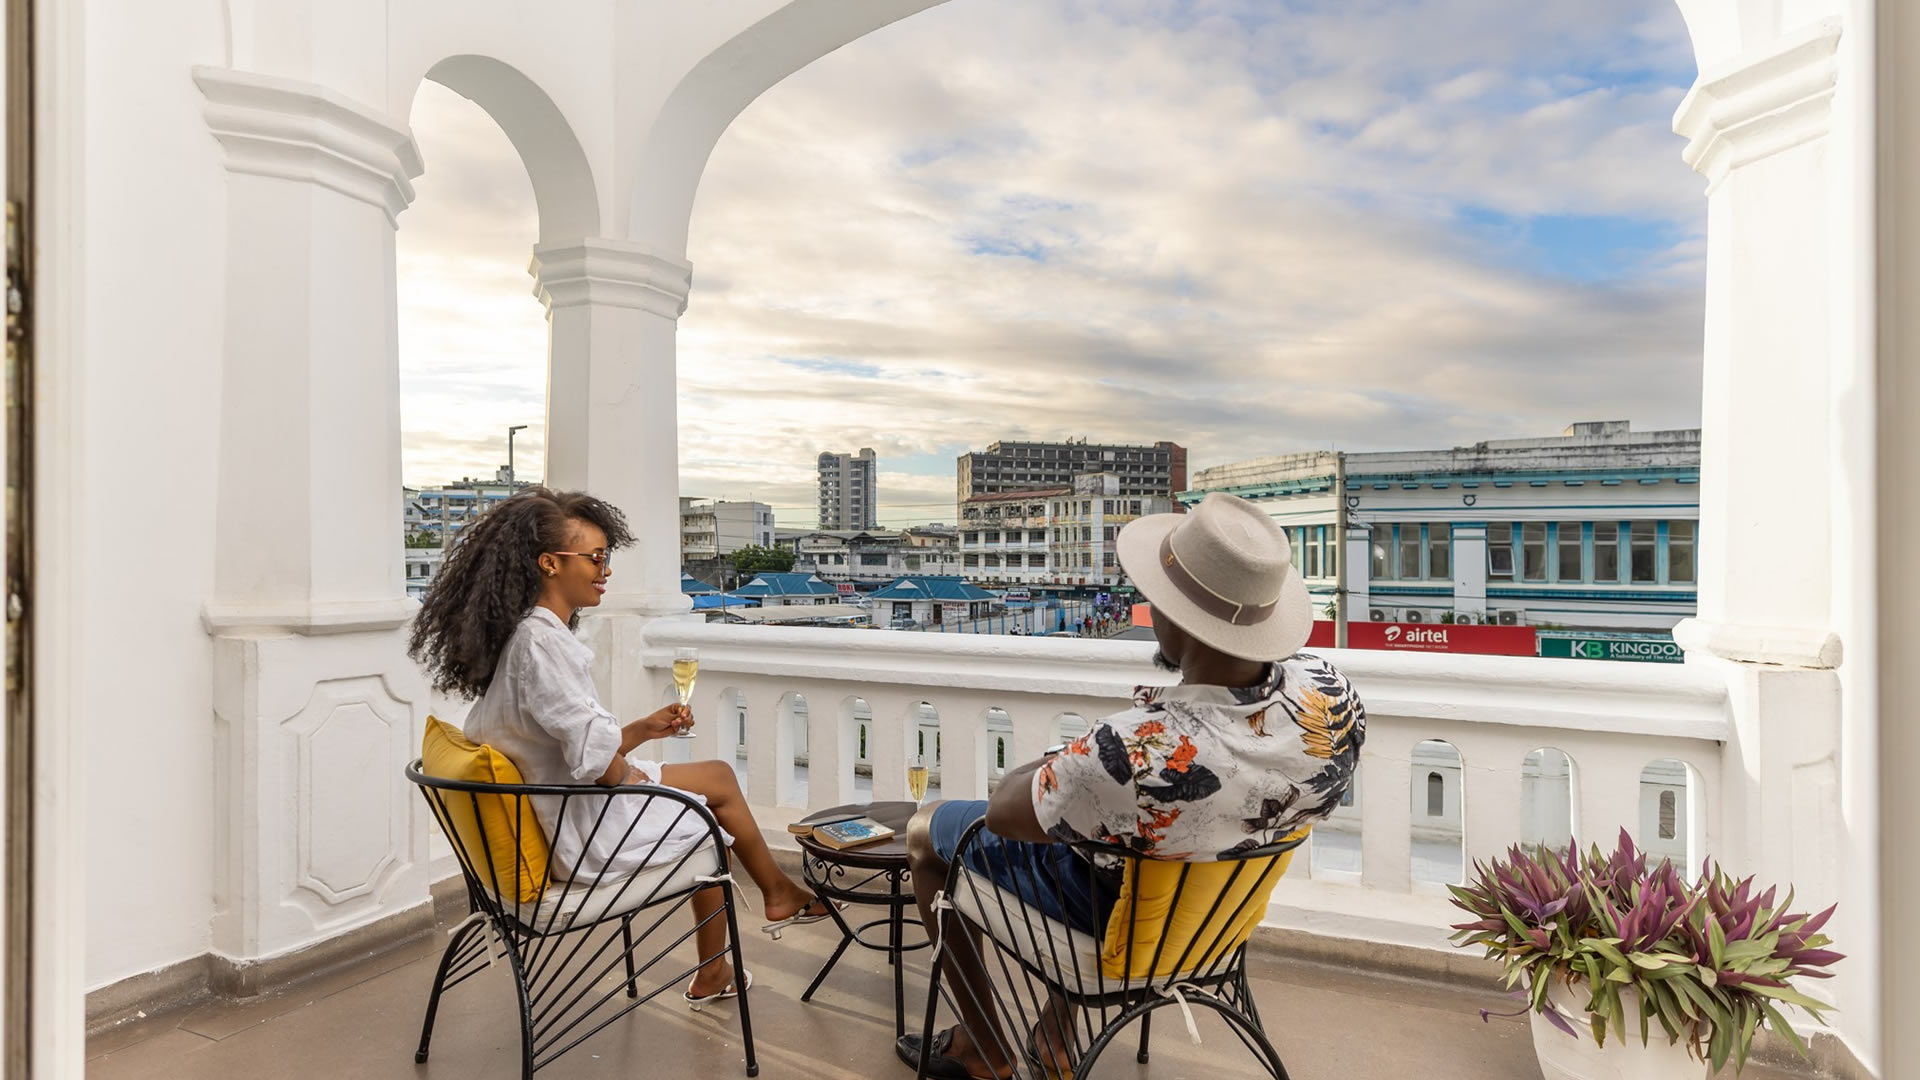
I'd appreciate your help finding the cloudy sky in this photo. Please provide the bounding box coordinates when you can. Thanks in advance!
[397,0,1704,529]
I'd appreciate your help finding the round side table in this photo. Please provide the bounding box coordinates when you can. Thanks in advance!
[793,800,930,1036]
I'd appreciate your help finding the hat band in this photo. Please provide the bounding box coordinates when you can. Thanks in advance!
[1157,534,1279,627]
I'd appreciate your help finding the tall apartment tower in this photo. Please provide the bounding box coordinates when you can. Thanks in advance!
[955,439,1187,502]
[817,448,879,530]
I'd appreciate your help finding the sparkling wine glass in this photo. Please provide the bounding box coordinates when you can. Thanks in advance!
[671,647,698,737]
[906,755,930,807]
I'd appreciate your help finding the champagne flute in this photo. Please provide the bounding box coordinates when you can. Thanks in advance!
[906,755,930,807]
[671,647,699,737]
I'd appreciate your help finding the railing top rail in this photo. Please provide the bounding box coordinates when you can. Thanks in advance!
[632,620,1730,742]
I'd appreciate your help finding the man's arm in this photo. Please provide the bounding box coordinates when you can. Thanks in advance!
[985,758,1052,842]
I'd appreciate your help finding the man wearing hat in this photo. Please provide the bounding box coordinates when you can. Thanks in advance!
[897,493,1367,1079]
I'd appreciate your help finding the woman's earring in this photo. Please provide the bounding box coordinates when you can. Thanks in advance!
[545,566,557,577]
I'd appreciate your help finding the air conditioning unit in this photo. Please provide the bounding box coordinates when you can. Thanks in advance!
[1452,612,1479,626]
[1369,608,1392,623]
[1496,609,1525,627]
[1403,608,1428,624]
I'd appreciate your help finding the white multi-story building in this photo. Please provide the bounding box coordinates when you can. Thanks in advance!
[956,476,1172,591]
[678,498,774,561]
[1185,421,1700,631]
[958,490,1062,588]
[785,529,962,587]
[1046,474,1174,591]
[817,447,878,530]
[401,474,529,597]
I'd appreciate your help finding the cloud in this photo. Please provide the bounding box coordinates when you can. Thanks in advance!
[399,0,1705,529]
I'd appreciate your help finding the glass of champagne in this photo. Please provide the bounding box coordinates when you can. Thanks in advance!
[671,648,698,737]
[906,755,930,807]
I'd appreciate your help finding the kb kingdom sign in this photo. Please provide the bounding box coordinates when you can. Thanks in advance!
[1538,635,1685,664]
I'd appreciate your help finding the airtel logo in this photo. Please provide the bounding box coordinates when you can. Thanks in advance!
[1385,626,1449,644]
[1384,626,1401,642]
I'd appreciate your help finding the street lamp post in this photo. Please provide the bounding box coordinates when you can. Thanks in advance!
[506,424,528,484]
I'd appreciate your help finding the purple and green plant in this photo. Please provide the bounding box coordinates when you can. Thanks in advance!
[1447,829,1841,1074]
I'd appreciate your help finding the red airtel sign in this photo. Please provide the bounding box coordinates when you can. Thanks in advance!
[1132,605,1535,656]
[1304,621,1536,656]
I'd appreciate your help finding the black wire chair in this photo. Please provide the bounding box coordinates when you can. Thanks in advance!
[406,759,758,1079]
[917,819,1304,1080]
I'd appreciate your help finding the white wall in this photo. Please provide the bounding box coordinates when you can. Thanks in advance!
[80,0,233,989]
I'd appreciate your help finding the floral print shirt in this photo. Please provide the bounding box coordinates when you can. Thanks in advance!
[1031,653,1365,860]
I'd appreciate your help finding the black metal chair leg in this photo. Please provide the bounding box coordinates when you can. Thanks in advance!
[415,920,481,1063]
[719,880,761,1077]
[621,916,638,999]
[1137,1012,1153,1064]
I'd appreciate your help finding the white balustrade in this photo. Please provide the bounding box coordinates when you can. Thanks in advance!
[635,622,1731,940]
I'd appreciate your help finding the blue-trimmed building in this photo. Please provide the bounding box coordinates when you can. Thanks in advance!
[1182,421,1700,632]
[730,572,840,607]
[867,576,998,626]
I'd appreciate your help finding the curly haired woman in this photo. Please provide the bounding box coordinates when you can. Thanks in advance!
[409,486,833,1006]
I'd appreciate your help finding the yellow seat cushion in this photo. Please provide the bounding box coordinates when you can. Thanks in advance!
[420,716,551,903]
[1098,828,1306,980]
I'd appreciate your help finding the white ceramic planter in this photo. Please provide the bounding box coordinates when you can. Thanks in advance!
[1530,980,1709,1080]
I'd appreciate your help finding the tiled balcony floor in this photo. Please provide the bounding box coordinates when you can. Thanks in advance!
[85,880,1801,1080]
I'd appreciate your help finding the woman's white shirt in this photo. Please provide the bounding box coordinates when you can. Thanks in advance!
[462,607,727,880]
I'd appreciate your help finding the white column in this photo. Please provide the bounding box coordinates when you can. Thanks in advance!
[195,67,430,973]
[532,239,692,621]
[1344,526,1372,624]
[1450,524,1488,621]
[1672,20,1847,670]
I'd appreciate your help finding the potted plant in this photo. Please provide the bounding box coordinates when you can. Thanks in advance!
[1448,830,1842,1078]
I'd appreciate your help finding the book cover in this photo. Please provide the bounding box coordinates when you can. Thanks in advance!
[787,810,865,836]
[812,817,896,850]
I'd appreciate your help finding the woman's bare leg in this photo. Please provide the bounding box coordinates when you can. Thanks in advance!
[685,886,735,998]
[659,760,819,922]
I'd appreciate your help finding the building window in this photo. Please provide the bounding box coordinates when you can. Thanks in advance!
[1658,790,1677,840]
[1668,521,1697,584]
[1488,524,1514,577]
[1595,523,1620,582]
[1630,521,1657,583]
[1304,529,1322,579]
[1103,552,1116,569]
[1323,527,1338,579]
[1371,530,1390,579]
[1557,522,1583,582]
[1427,523,1450,580]
[1427,772,1444,817]
[1521,522,1548,582]
[1398,524,1421,580]
[964,554,979,568]
[963,531,978,544]
[1028,554,1047,568]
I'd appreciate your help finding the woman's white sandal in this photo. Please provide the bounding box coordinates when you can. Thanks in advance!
[684,968,752,1012]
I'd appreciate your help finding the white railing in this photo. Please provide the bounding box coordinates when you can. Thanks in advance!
[633,621,1731,943]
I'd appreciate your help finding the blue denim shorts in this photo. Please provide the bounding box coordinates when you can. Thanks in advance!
[927,800,1120,936]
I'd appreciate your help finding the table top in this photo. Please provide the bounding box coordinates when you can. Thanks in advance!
[793,801,918,868]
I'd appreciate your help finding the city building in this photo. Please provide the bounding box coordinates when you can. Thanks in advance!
[1045,474,1174,591]
[956,438,1187,503]
[958,488,1065,588]
[1183,421,1701,631]
[729,571,841,607]
[400,474,530,597]
[784,529,963,588]
[817,447,878,530]
[866,576,999,628]
[678,498,775,561]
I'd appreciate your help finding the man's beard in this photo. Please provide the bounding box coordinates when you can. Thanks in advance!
[1151,650,1181,673]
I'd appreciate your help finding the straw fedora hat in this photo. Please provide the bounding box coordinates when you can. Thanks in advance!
[1115,492,1313,661]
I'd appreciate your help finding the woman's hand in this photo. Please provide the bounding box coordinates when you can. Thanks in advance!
[625,703,692,746]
